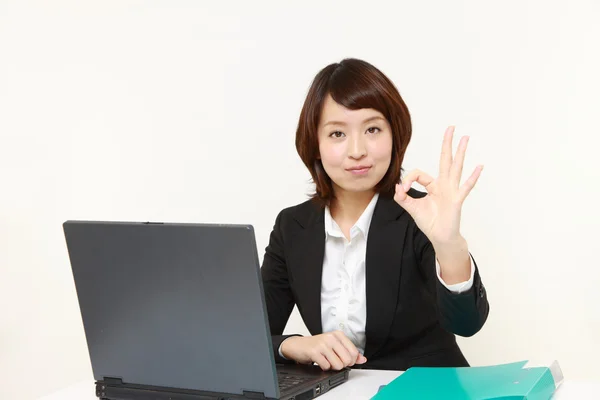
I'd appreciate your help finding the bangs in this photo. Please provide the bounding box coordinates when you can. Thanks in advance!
[327,65,391,120]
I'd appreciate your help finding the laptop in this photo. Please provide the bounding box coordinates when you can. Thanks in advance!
[63,220,349,400]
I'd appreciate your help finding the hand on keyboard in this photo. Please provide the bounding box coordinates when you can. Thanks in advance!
[280,330,367,371]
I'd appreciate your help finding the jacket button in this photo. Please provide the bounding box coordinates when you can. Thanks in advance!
[479,286,485,298]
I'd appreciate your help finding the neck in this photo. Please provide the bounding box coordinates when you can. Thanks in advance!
[330,187,376,223]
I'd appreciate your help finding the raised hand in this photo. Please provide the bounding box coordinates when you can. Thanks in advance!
[394,126,483,247]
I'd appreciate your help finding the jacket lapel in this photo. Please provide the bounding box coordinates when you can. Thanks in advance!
[288,201,325,335]
[364,194,407,359]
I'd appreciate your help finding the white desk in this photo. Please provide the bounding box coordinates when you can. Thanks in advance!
[38,371,598,399]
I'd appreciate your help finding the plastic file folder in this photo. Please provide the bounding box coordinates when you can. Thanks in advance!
[372,360,564,400]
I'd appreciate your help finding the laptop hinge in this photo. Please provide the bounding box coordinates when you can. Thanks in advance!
[96,378,123,398]
[102,377,124,385]
[242,390,266,399]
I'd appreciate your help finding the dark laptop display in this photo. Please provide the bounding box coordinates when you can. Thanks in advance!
[63,221,348,400]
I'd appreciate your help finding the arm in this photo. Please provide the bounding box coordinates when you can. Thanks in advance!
[436,256,474,293]
[395,126,489,337]
[260,210,301,364]
[416,229,489,337]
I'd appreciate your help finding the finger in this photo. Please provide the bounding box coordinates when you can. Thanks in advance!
[401,169,434,192]
[321,346,345,370]
[394,183,418,215]
[333,331,360,364]
[332,341,354,367]
[357,353,367,364]
[311,352,331,371]
[439,126,454,177]
[458,165,483,202]
[450,135,469,186]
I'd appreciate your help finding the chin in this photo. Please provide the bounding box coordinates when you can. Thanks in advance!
[338,181,379,193]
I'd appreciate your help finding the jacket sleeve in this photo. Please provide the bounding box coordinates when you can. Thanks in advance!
[260,210,301,364]
[415,227,490,337]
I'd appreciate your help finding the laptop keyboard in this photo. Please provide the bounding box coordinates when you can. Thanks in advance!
[277,373,313,391]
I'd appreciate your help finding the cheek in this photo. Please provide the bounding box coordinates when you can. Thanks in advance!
[319,143,345,167]
[369,135,393,162]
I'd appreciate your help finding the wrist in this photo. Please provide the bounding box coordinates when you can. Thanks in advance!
[281,336,301,360]
[434,236,471,284]
[431,235,467,253]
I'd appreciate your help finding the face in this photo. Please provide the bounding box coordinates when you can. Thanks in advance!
[317,94,393,196]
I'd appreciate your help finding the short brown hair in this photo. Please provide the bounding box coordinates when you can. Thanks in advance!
[295,58,412,207]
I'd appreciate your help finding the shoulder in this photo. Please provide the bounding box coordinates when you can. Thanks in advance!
[272,197,322,230]
[273,188,427,229]
[278,197,318,218]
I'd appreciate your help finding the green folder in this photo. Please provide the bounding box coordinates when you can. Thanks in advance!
[371,360,563,400]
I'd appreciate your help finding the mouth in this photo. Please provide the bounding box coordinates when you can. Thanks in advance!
[346,165,372,175]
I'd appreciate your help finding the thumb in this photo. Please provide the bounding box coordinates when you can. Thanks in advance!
[356,354,367,364]
[394,183,417,212]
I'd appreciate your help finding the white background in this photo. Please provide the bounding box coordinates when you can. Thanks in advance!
[1,1,599,399]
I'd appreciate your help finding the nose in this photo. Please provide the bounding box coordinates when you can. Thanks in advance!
[348,133,367,160]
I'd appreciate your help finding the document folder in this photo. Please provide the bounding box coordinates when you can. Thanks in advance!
[372,360,563,400]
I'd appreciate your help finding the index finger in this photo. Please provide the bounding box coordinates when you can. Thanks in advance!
[333,331,361,362]
[439,126,454,177]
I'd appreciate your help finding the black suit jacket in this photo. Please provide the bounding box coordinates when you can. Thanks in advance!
[260,189,489,371]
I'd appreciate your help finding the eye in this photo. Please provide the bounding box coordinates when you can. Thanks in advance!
[367,126,381,134]
[329,131,345,138]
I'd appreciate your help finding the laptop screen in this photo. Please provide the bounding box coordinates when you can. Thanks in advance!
[64,221,279,398]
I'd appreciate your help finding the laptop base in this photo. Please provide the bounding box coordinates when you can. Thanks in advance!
[95,366,349,400]
[96,378,274,400]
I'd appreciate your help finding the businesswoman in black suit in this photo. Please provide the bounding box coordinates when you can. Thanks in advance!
[261,58,489,371]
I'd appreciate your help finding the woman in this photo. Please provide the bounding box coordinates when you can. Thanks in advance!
[260,58,489,371]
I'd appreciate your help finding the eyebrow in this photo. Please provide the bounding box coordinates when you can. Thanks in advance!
[322,115,386,128]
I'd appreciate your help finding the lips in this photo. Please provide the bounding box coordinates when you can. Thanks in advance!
[346,165,372,175]
[346,165,371,171]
